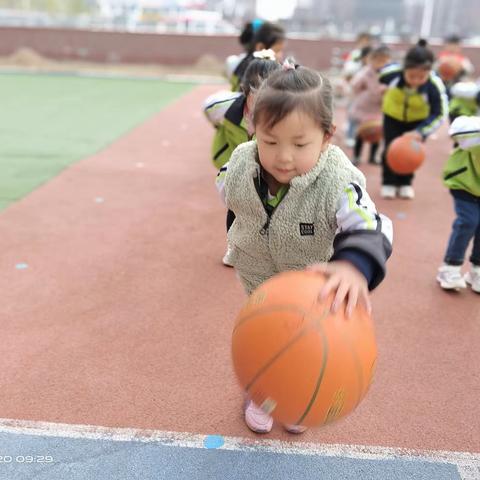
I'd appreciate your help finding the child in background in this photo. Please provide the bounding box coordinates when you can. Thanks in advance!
[378,39,448,199]
[342,32,373,81]
[437,116,480,293]
[349,45,391,165]
[204,53,281,265]
[344,45,372,148]
[216,64,393,434]
[228,20,285,92]
[225,19,263,82]
[436,34,474,94]
[204,52,281,170]
[448,81,480,123]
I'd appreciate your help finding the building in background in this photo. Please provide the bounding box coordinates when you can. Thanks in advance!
[0,0,480,42]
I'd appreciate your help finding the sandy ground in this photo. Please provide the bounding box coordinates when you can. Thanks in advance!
[0,47,227,81]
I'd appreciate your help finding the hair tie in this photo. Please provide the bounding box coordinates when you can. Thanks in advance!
[251,18,264,33]
[253,49,277,61]
[282,59,296,71]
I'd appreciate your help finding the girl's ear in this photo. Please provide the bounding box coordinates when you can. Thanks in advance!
[325,125,336,142]
[321,125,336,150]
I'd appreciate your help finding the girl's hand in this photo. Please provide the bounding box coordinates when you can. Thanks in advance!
[307,261,371,318]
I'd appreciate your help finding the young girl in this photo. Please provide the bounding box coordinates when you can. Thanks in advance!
[204,53,281,265]
[228,20,285,92]
[437,115,480,293]
[350,45,391,165]
[216,64,393,433]
[204,53,281,170]
[225,19,263,81]
[448,81,480,123]
[344,45,372,149]
[379,39,448,199]
[436,34,474,95]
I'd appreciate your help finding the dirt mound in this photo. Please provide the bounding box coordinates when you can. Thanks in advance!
[6,47,53,67]
[193,54,223,73]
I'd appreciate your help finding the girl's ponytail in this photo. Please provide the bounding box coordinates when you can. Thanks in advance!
[404,39,434,70]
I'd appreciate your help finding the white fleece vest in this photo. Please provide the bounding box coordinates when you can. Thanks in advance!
[225,141,366,294]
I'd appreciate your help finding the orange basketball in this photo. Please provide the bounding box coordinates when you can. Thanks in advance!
[357,119,383,143]
[438,58,462,82]
[231,270,377,427]
[386,135,426,175]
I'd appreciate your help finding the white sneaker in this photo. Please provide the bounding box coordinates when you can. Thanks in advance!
[436,265,467,290]
[381,185,396,199]
[398,186,415,199]
[244,400,273,433]
[464,265,480,293]
[222,245,234,267]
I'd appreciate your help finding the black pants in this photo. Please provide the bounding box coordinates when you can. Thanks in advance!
[382,115,422,186]
[226,209,235,232]
[354,137,379,163]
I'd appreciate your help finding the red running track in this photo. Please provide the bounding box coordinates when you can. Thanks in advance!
[0,85,479,453]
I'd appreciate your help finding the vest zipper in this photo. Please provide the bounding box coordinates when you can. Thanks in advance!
[403,92,409,122]
[259,217,270,235]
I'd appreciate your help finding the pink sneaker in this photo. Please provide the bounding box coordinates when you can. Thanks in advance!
[284,424,308,434]
[244,400,273,433]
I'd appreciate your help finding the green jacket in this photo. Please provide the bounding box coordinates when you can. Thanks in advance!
[449,97,478,119]
[229,53,254,92]
[205,94,249,169]
[379,64,448,138]
[443,147,480,197]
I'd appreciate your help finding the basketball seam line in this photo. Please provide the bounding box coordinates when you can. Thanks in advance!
[295,311,329,426]
[244,321,314,392]
[233,305,308,332]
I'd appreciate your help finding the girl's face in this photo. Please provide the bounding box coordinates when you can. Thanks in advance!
[370,55,390,71]
[256,110,332,186]
[404,67,430,88]
[244,93,255,136]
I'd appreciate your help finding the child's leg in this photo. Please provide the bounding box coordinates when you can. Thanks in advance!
[368,142,379,164]
[397,172,414,187]
[381,149,399,186]
[464,203,480,292]
[382,116,421,188]
[345,117,357,147]
[467,203,480,265]
[381,125,401,187]
[444,196,478,266]
[437,195,477,289]
[353,136,363,163]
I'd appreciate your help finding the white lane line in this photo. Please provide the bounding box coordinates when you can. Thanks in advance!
[0,418,478,479]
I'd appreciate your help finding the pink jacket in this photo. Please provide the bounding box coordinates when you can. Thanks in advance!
[349,65,384,123]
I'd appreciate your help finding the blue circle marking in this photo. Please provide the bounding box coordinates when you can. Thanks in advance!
[203,435,225,449]
[15,263,29,270]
